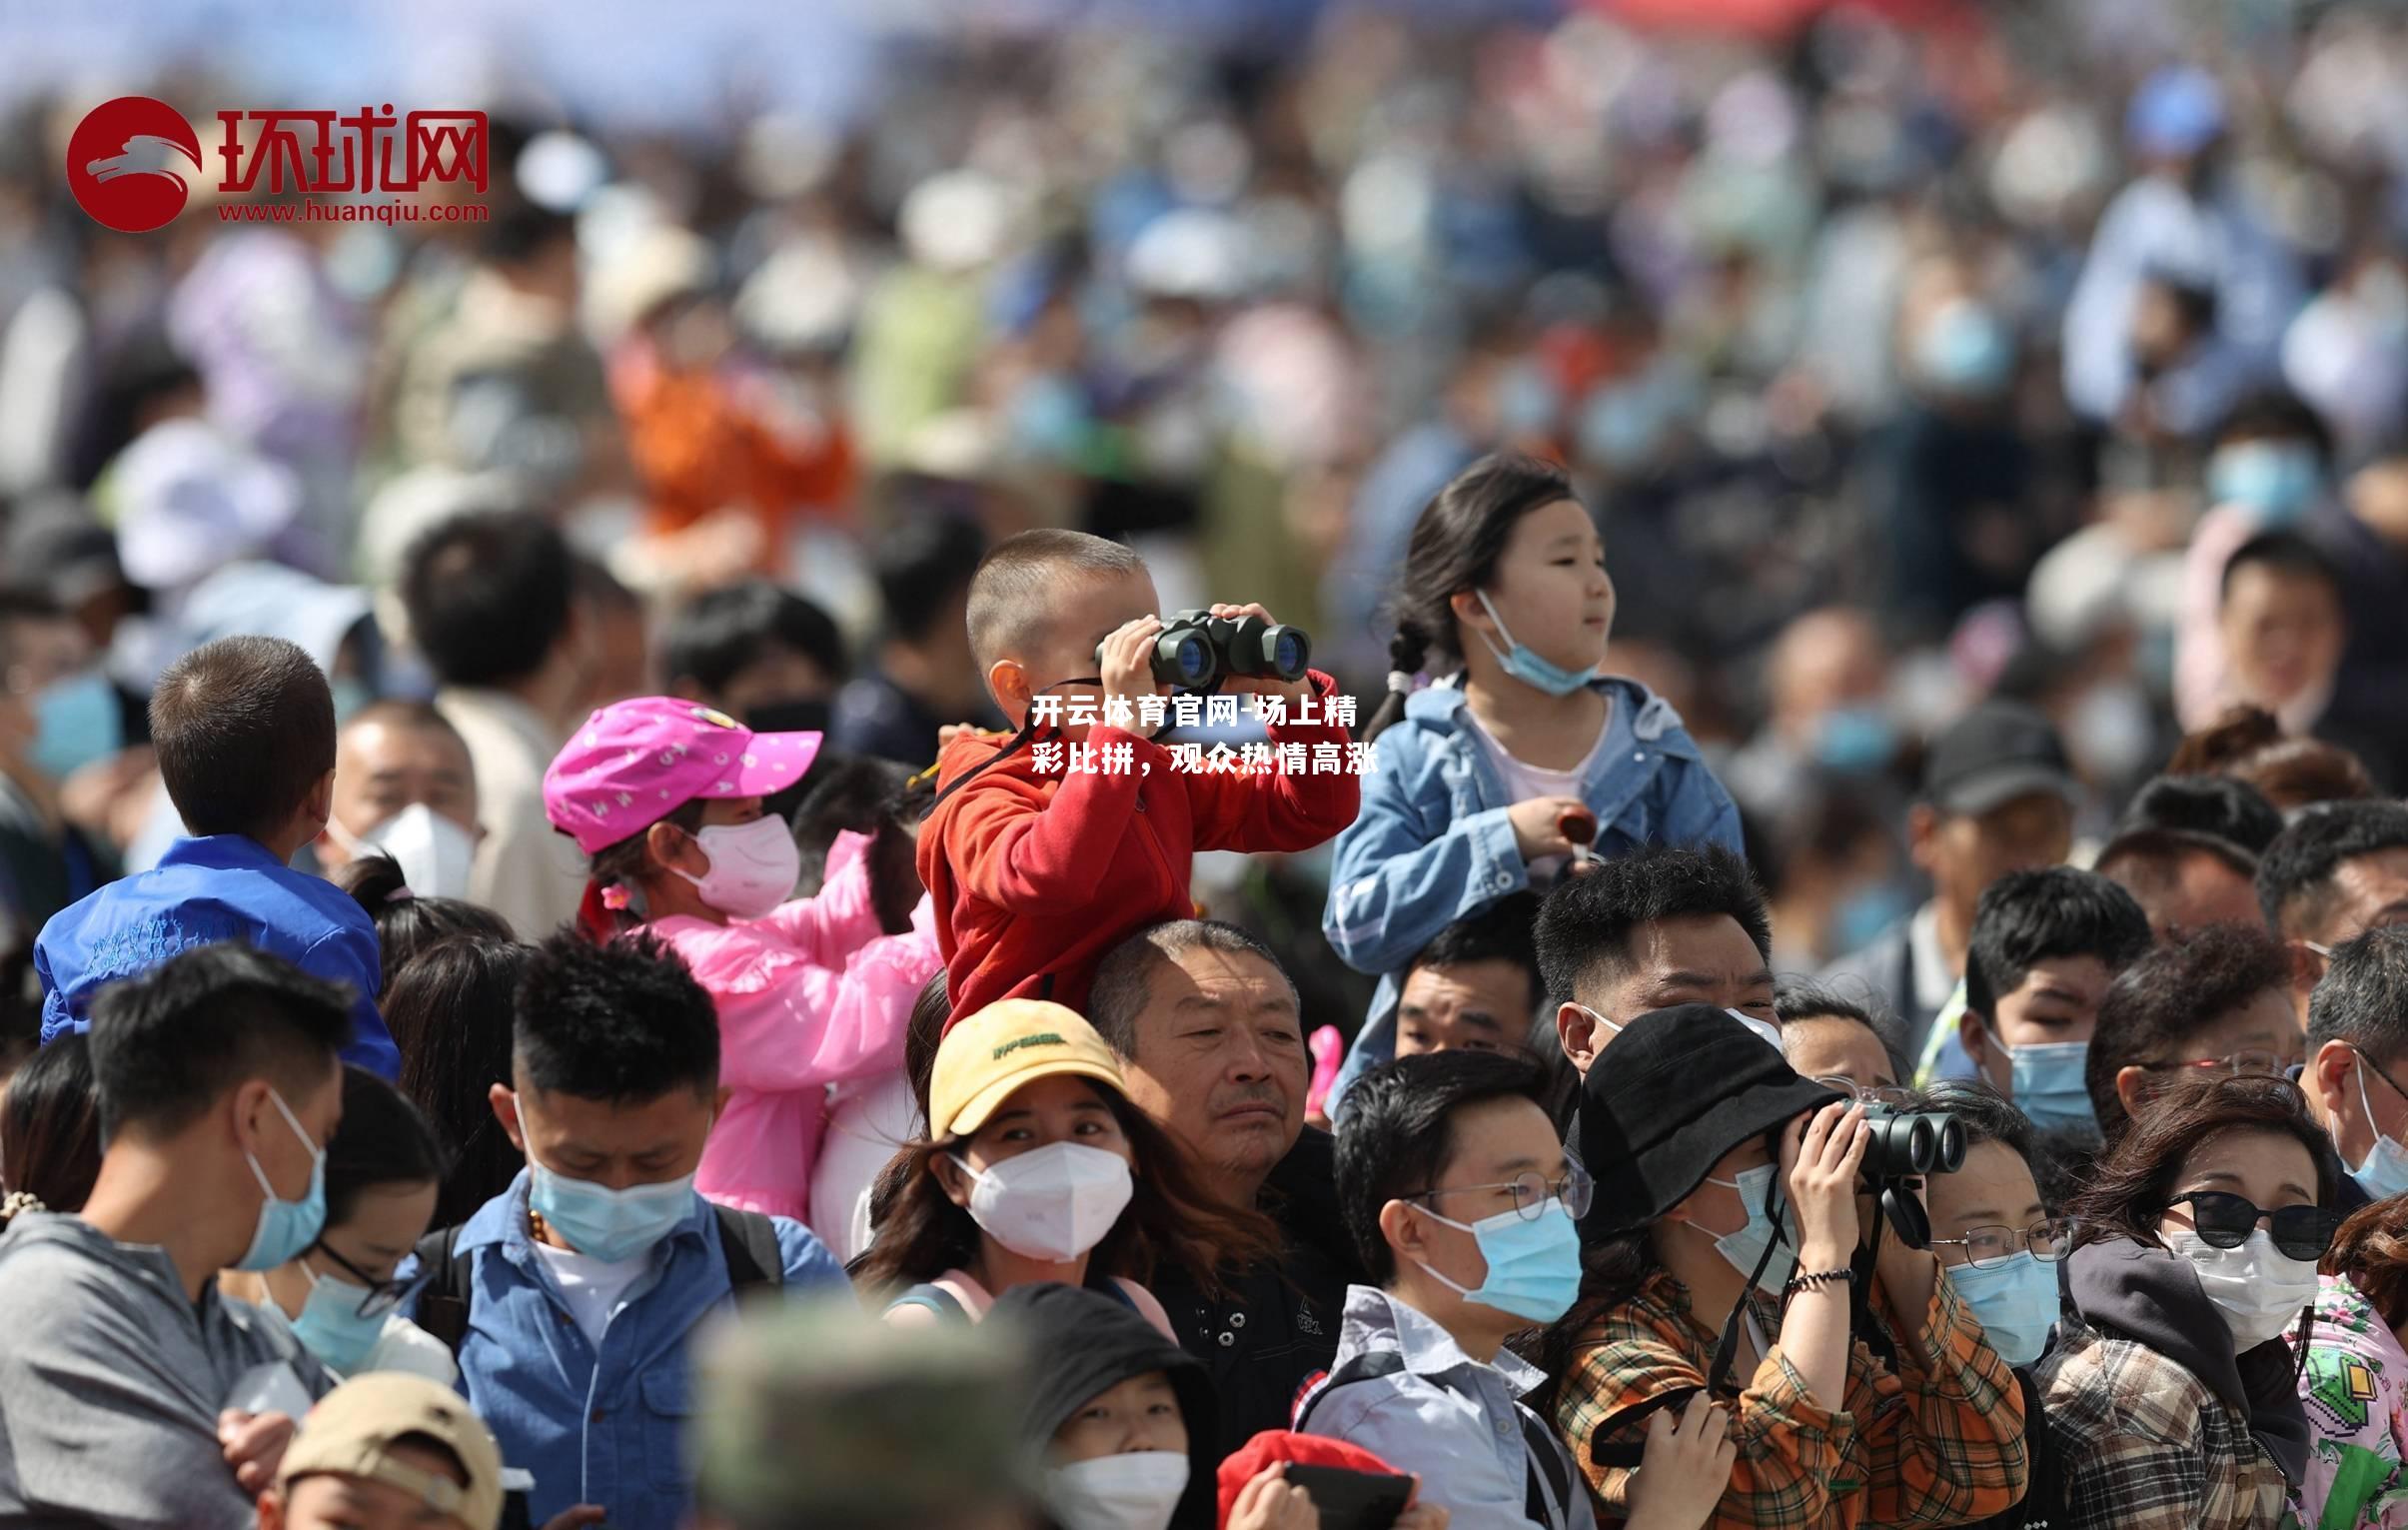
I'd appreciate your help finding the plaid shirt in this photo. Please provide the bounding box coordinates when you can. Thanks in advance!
[1552,1270,2026,1530]
[2036,1318,2303,1530]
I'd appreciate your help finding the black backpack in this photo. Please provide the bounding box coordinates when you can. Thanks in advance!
[413,1202,784,1356]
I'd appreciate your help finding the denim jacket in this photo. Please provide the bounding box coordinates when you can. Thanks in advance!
[1320,676,1742,1110]
[426,1172,847,1530]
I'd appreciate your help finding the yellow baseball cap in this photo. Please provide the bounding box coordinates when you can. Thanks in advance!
[276,1373,506,1530]
[930,1000,1128,1140]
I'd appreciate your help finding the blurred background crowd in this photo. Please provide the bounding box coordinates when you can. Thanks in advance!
[7,0,2408,1028]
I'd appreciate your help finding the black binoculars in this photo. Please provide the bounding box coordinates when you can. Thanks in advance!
[1860,1104,1965,1180]
[1098,609,1312,691]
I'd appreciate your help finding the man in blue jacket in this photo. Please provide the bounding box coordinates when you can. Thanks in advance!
[35,635,398,1077]
[416,928,847,1530]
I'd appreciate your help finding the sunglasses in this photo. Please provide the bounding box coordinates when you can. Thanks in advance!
[2163,1190,2341,1262]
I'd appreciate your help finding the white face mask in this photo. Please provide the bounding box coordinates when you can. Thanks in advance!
[673,815,801,918]
[1044,1451,1190,1530]
[954,1140,1134,1264]
[330,802,478,899]
[2166,1228,2320,1351]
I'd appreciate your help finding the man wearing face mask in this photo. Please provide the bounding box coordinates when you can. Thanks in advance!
[662,578,850,826]
[0,943,345,1528]
[2298,926,2408,1213]
[0,591,120,929]
[409,931,847,1530]
[1952,868,2154,1138]
[312,702,483,903]
[1304,1049,1587,1529]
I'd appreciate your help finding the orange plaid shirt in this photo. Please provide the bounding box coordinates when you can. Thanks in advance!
[1552,1269,2027,1530]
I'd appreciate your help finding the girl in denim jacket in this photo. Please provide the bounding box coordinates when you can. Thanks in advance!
[1320,454,1743,1110]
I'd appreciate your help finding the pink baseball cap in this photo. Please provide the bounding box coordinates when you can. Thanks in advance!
[544,697,822,855]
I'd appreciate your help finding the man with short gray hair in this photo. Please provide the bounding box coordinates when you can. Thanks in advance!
[1087,918,1358,1460]
[2302,924,2408,1212]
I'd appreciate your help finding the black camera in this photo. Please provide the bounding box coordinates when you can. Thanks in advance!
[1861,1104,1965,1179]
[1098,610,1312,691]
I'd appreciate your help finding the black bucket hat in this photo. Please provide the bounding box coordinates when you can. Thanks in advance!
[1579,1004,1842,1237]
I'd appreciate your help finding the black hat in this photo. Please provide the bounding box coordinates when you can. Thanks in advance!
[2095,772,2282,871]
[1579,1005,1840,1237]
[2,505,125,608]
[988,1282,1218,1528]
[1921,700,2077,817]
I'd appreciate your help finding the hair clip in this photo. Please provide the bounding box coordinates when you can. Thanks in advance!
[600,883,633,910]
[386,885,416,903]
[906,761,943,788]
[1386,671,1417,695]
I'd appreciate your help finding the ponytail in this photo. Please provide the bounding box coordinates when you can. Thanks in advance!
[1361,625,1431,743]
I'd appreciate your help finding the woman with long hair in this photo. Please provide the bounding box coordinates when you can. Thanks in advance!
[2035,1070,2340,1529]
[854,998,1279,1337]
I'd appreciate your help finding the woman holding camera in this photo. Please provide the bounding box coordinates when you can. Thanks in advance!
[1534,1005,2028,1529]
[2034,1071,2335,1530]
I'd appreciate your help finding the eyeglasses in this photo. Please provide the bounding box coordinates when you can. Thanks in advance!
[2163,1190,2342,1262]
[1928,1217,2073,1270]
[2140,1049,2292,1078]
[1415,1164,1595,1223]
[311,1242,436,1320]
[1808,1075,1916,1108]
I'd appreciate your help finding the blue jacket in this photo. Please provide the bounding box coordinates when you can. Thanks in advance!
[1320,677,1743,1109]
[34,833,400,1078]
[428,1172,847,1530]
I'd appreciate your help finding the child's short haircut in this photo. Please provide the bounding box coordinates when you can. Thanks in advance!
[151,634,336,840]
[964,529,1147,677]
[512,929,720,1102]
[400,509,574,690]
[1962,867,2153,1022]
[1337,1049,1552,1285]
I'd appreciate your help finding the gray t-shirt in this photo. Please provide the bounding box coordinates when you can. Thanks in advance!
[0,1212,331,1529]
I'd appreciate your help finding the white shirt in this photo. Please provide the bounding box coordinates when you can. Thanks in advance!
[1457,704,1611,883]
[436,686,585,938]
[532,1239,651,1347]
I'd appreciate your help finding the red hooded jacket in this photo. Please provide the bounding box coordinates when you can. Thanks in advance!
[919,672,1361,1021]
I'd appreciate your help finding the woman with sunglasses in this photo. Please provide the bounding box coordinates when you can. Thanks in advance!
[222,1066,454,1382]
[2035,1070,2338,1530]
[1532,1005,2028,1529]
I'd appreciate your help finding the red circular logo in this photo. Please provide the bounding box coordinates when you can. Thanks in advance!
[66,96,204,233]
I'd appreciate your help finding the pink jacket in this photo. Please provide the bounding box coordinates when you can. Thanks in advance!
[646,831,940,1223]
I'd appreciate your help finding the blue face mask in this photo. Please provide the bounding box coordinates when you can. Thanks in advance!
[1914,301,2014,399]
[2208,440,2323,527]
[528,1158,696,1264]
[1812,706,1898,773]
[237,1089,329,1272]
[1704,1162,1797,1295]
[1979,1033,2095,1135]
[290,1268,385,1375]
[2345,1054,2408,1201]
[29,670,122,780]
[1473,590,1598,698]
[1412,1197,1585,1325]
[1946,1251,2058,1367]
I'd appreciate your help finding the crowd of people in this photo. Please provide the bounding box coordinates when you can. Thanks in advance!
[11,0,2408,1526]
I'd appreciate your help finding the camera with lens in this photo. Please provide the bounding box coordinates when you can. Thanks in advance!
[1860,1101,1963,1251]
[1098,610,1313,692]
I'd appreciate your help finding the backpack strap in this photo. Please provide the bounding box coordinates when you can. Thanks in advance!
[1516,1400,1578,1527]
[884,1282,971,1322]
[411,1224,473,1358]
[712,1204,785,1293]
